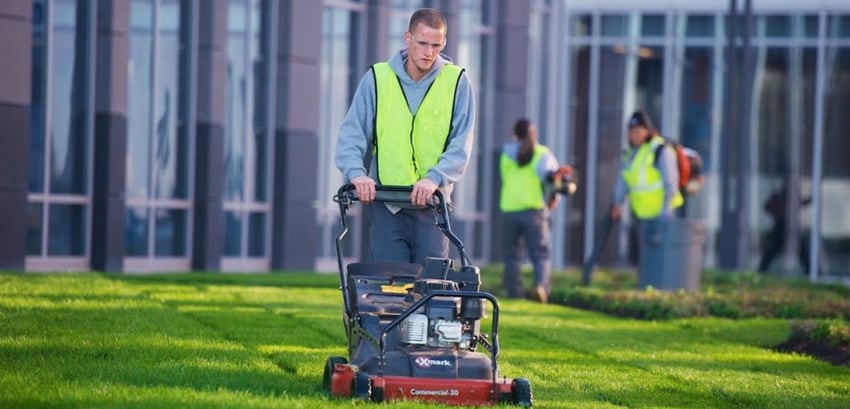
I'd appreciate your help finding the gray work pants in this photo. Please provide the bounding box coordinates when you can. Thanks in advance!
[501,209,552,298]
[367,203,449,264]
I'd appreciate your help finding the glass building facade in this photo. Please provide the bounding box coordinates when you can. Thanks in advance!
[4,0,847,280]
[27,0,94,270]
[124,0,191,271]
[525,1,850,280]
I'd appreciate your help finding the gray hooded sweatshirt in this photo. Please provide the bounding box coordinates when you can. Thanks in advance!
[335,48,476,203]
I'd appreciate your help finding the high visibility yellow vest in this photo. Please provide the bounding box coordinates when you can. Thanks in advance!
[622,136,683,219]
[499,144,549,212]
[372,62,463,186]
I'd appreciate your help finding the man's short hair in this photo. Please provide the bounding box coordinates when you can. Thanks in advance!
[408,8,447,33]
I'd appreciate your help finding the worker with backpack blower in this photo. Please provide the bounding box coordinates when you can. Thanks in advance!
[610,110,683,222]
[582,110,686,286]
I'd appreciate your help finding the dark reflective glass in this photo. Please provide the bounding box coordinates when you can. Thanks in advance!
[153,0,185,199]
[828,15,850,38]
[636,46,664,127]
[821,47,850,277]
[763,15,791,38]
[125,207,149,256]
[50,0,88,195]
[686,15,715,37]
[641,14,665,37]
[601,14,628,36]
[47,204,86,256]
[225,0,247,203]
[248,212,266,257]
[254,130,269,202]
[30,0,46,193]
[224,211,243,256]
[127,0,153,199]
[250,1,267,203]
[27,203,44,255]
[679,47,714,172]
[154,208,187,256]
[804,15,818,38]
[572,14,592,37]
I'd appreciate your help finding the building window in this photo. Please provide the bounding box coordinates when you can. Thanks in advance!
[222,0,273,270]
[685,14,715,38]
[125,0,192,269]
[317,1,365,270]
[27,0,93,270]
[820,44,850,277]
[455,0,496,262]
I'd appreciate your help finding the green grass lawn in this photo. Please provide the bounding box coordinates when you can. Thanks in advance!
[1,271,848,409]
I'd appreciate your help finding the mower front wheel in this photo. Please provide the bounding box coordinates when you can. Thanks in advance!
[511,377,533,407]
[322,356,347,393]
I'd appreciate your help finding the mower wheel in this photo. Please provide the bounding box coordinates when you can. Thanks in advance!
[351,371,371,400]
[371,385,384,403]
[322,356,347,392]
[511,377,533,407]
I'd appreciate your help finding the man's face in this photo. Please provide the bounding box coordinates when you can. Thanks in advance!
[404,23,446,76]
[628,125,648,147]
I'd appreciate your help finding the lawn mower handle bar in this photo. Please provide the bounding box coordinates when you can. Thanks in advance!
[333,184,472,267]
[378,290,501,382]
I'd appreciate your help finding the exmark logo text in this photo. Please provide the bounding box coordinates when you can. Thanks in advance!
[415,356,453,368]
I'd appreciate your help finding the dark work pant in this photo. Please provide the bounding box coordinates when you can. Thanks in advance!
[366,203,449,264]
[501,209,552,298]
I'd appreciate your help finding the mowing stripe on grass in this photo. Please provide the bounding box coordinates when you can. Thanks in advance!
[1,272,848,409]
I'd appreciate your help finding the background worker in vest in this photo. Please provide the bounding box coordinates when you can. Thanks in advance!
[335,8,475,263]
[499,119,562,304]
[610,110,683,227]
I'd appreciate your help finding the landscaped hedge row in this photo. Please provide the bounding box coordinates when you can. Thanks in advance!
[547,271,850,321]
[551,286,850,320]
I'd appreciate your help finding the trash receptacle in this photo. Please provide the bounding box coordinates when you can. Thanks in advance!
[638,218,705,292]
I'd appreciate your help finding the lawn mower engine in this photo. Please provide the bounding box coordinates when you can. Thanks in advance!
[401,279,482,349]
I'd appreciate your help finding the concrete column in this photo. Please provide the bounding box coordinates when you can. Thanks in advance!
[366,0,392,65]
[271,0,322,270]
[0,1,32,270]
[488,0,532,260]
[192,0,227,271]
[91,0,130,272]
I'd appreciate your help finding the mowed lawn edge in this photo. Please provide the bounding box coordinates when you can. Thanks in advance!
[0,272,847,409]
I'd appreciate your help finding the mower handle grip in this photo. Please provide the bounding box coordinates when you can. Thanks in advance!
[334,183,445,209]
[336,183,445,209]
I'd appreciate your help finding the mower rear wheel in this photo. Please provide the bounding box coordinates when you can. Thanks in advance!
[511,377,533,407]
[322,356,347,393]
[351,371,371,400]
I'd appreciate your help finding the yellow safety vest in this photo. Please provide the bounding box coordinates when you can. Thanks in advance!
[622,136,683,219]
[372,62,463,186]
[499,144,549,212]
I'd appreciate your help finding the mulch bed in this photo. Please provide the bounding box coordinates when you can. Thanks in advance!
[775,334,850,366]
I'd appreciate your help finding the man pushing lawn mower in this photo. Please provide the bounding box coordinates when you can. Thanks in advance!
[328,8,532,406]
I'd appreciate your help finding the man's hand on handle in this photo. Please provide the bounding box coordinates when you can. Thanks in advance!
[351,175,376,203]
[411,178,438,207]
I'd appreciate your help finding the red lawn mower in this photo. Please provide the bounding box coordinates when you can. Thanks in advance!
[324,184,533,406]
